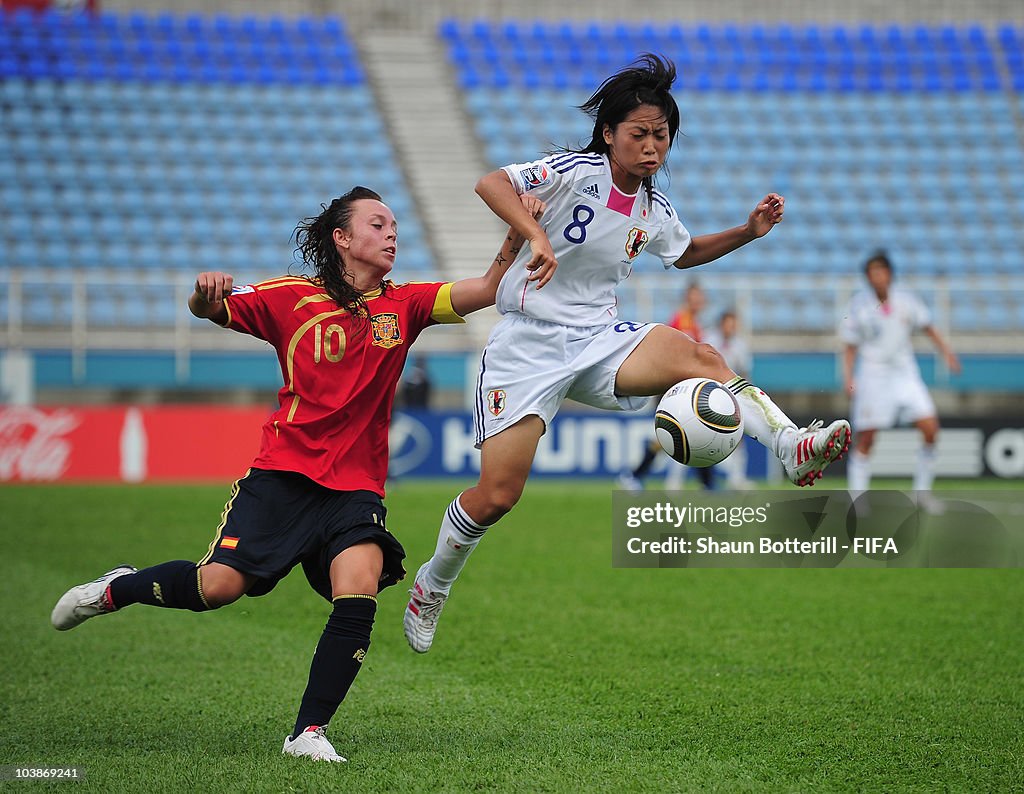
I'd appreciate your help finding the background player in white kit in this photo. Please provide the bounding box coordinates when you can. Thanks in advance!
[404,54,851,652]
[841,252,960,500]
[701,309,753,489]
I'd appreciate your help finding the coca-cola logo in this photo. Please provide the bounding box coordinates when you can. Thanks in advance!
[0,407,80,481]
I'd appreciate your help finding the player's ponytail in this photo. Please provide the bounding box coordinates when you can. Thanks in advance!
[293,186,384,318]
[577,53,681,201]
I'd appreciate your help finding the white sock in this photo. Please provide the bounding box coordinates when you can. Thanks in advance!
[913,444,937,491]
[665,460,685,490]
[722,439,749,486]
[421,494,489,594]
[847,448,872,493]
[725,377,798,457]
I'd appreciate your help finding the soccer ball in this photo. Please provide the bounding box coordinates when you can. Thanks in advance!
[654,378,744,467]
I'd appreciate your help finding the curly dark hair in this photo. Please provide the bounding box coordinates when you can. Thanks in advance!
[293,186,385,317]
[576,53,681,203]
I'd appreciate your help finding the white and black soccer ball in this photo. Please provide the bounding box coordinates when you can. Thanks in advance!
[654,378,744,467]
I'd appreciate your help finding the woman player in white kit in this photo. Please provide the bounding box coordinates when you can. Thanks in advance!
[841,251,960,499]
[404,54,851,652]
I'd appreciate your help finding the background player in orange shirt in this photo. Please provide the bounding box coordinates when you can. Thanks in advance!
[51,186,545,763]
[666,281,706,341]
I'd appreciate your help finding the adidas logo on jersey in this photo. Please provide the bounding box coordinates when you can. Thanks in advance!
[581,183,601,200]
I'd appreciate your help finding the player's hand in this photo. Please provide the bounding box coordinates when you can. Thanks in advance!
[194,271,234,304]
[525,232,558,289]
[946,351,962,375]
[845,378,855,396]
[519,194,547,221]
[746,193,785,238]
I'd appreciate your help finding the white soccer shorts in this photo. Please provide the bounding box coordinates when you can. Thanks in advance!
[852,370,937,431]
[473,313,656,446]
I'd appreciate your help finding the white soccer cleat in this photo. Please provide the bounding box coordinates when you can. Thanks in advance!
[616,472,643,492]
[282,726,346,763]
[780,419,852,487]
[50,565,137,631]
[403,564,448,654]
[917,492,946,516]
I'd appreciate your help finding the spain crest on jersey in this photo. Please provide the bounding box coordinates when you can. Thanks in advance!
[625,227,650,260]
[370,313,403,349]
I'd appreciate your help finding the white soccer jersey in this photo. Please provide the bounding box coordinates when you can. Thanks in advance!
[500,152,691,326]
[839,286,931,375]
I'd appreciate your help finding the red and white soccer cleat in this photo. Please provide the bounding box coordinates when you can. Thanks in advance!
[50,565,136,631]
[780,419,852,487]
[282,726,346,763]
[403,563,448,654]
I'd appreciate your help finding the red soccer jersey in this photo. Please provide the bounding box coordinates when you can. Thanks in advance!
[223,276,462,495]
[667,309,702,343]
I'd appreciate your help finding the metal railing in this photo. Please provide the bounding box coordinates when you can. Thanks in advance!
[4,268,1021,355]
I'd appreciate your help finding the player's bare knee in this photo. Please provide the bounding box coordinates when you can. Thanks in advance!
[333,578,379,599]
[480,483,522,522]
[695,343,733,381]
[331,563,382,597]
[201,585,242,609]
[198,567,245,608]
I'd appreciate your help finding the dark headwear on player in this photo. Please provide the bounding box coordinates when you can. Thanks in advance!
[576,53,681,202]
[865,250,894,275]
[294,186,385,318]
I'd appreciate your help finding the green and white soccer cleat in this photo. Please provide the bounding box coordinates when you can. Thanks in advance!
[282,726,346,763]
[780,419,852,487]
[50,565,136,631]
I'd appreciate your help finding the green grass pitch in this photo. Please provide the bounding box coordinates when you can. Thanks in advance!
[1,480,1021,792]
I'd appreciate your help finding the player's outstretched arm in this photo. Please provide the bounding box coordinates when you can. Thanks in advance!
[188,271,233,324]
[449,196,547,317]
[924,326,962,374]
[476,170,558,288]
[673,193,785,270]
[843,344,858,396]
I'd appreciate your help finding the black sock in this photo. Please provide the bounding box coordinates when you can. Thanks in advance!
[292,595,377,739]
[107,560,210,612]
[633,441,661,478]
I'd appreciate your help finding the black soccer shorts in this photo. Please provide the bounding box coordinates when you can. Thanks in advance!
[200,468,406,601]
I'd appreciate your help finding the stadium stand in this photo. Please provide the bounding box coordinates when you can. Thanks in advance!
[2,11,1022,393]
[442,21,1024,333]
[0,9,433,331]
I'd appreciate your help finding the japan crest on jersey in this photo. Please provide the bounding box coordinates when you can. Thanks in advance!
[486,389,506,416]
[370,313,403,349]
[520,164,551,191]
[625,227,650,259]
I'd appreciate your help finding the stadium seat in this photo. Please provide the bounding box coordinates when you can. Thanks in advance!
[0,7,436,337]
[5,16,1022,341]
[440,21,1022,330]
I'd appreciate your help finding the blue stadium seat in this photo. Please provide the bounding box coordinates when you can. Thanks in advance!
[446,21,1022,283]
[6,15,1022,338]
